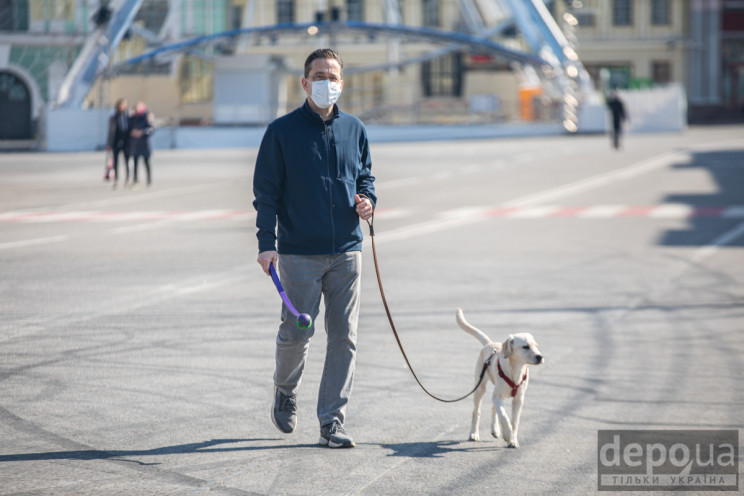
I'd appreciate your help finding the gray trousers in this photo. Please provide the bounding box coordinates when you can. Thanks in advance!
[274,252,361,427]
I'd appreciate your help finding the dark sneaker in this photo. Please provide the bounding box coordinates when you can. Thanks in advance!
[271,388,297,434]
[319,421,355,448]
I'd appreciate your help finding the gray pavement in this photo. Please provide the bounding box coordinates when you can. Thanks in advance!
[1,126,743,495]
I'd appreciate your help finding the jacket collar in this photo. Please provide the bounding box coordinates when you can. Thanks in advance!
[300,99,341,125]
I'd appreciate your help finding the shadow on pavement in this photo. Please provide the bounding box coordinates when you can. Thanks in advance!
[658,149,744,247]
[0,438,324,464]
[1,438,509,463]
[379,440,505,458]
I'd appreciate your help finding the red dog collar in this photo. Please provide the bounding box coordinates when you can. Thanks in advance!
[497,358,528,397]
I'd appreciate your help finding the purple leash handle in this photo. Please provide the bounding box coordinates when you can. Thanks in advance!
[269,263,300,318]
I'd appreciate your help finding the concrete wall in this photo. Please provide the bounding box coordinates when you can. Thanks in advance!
[45,107,109,151]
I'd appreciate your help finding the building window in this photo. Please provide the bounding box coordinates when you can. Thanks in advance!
[421,54,463,97]
[277,0,294,24]
[30,0,74,22]
[652,60,671,84]
[180,57,213,103]
[612,0,632,26]
[574,11,596,27]
[585,63,632,89]
[0,0,30,31]
[651,0,671,25]
[383,0,402,23]
[230,5,242,30]
[422,0,439,27]
[347,0,363,21]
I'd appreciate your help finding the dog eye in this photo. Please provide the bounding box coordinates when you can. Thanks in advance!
[522,345,530,350]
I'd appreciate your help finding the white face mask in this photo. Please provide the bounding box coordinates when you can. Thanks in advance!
[309,80,342,109]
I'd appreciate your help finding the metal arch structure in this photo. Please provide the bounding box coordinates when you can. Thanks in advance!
[112,20,551,73]
[56,0,145,108]
[106,4,603,132]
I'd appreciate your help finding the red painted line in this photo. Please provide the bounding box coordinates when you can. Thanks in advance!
[550,206,590,217]
[618,206,657,217]
[5,212,54,222]
[486,207,519,217]
[86,211,126,220]
[220,210,255,219]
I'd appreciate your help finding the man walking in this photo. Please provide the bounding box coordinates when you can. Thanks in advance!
[253,49,376,448]
[607,89,627,150]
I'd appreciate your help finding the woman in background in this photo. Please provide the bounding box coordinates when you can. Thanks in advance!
[130,101,155,187]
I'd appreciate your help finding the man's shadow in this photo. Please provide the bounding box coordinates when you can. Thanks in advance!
[0,439,322,466]
[0,438,505,464]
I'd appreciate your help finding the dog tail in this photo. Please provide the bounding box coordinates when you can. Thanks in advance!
[456,308,491,347]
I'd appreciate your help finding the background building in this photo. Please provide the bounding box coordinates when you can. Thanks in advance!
[563,0,743,123]
[0,0,738,150]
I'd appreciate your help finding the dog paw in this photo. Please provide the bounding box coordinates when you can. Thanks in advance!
[491,430,500,439]
[469,433,480,441]
[507,440,520,449]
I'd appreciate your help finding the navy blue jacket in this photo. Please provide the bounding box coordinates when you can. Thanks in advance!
[253,101,376,255]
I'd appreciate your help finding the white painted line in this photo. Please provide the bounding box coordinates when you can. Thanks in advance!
[37,180,251,213]
[503,150,684,208]
[0,235,68,250]
[108,210,251,234]
[690,221,744,263]
[374,213,489,244]
[110,220,174,234]
[0,212,31,221]
[373,208,412,220]
[225,211,256,221]
[437,207,491,219]
[576,205,628,218]
[506,205,560,218]
[91,211,166,222]
[22,211,97,223]
[170,210,234,221]
[648,204,694,219]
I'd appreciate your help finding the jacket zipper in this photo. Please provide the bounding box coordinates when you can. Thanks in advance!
[324,119,335,254]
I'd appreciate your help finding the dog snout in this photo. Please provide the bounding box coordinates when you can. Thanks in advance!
[535,354,544,364]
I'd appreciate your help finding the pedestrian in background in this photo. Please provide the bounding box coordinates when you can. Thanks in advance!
[253,48,376,449]
[105,98,130,189]
[607,89,627,150]
[130,101,155,187]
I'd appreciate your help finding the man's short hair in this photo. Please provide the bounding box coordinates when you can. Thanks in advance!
[304,48,344,78]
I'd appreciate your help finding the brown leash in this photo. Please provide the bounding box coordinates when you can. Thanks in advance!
[361,201,492,403]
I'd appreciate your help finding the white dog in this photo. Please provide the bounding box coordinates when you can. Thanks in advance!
[456,308,544,448]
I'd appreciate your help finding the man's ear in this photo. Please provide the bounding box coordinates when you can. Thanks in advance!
[301,77,309,94]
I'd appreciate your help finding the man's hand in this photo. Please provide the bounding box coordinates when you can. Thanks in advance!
[257,250,278,276]
[355,194,373,222]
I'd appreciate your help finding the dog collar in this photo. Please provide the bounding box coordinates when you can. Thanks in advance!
[497,358,528,397]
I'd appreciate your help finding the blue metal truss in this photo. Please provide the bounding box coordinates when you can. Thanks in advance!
[112,20,550,72]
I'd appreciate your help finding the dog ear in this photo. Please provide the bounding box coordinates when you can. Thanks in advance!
[502,335,514,358]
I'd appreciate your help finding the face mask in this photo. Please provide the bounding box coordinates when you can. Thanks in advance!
[309,80,342,109]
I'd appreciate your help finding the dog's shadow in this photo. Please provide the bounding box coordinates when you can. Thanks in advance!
[379,440,506,458]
